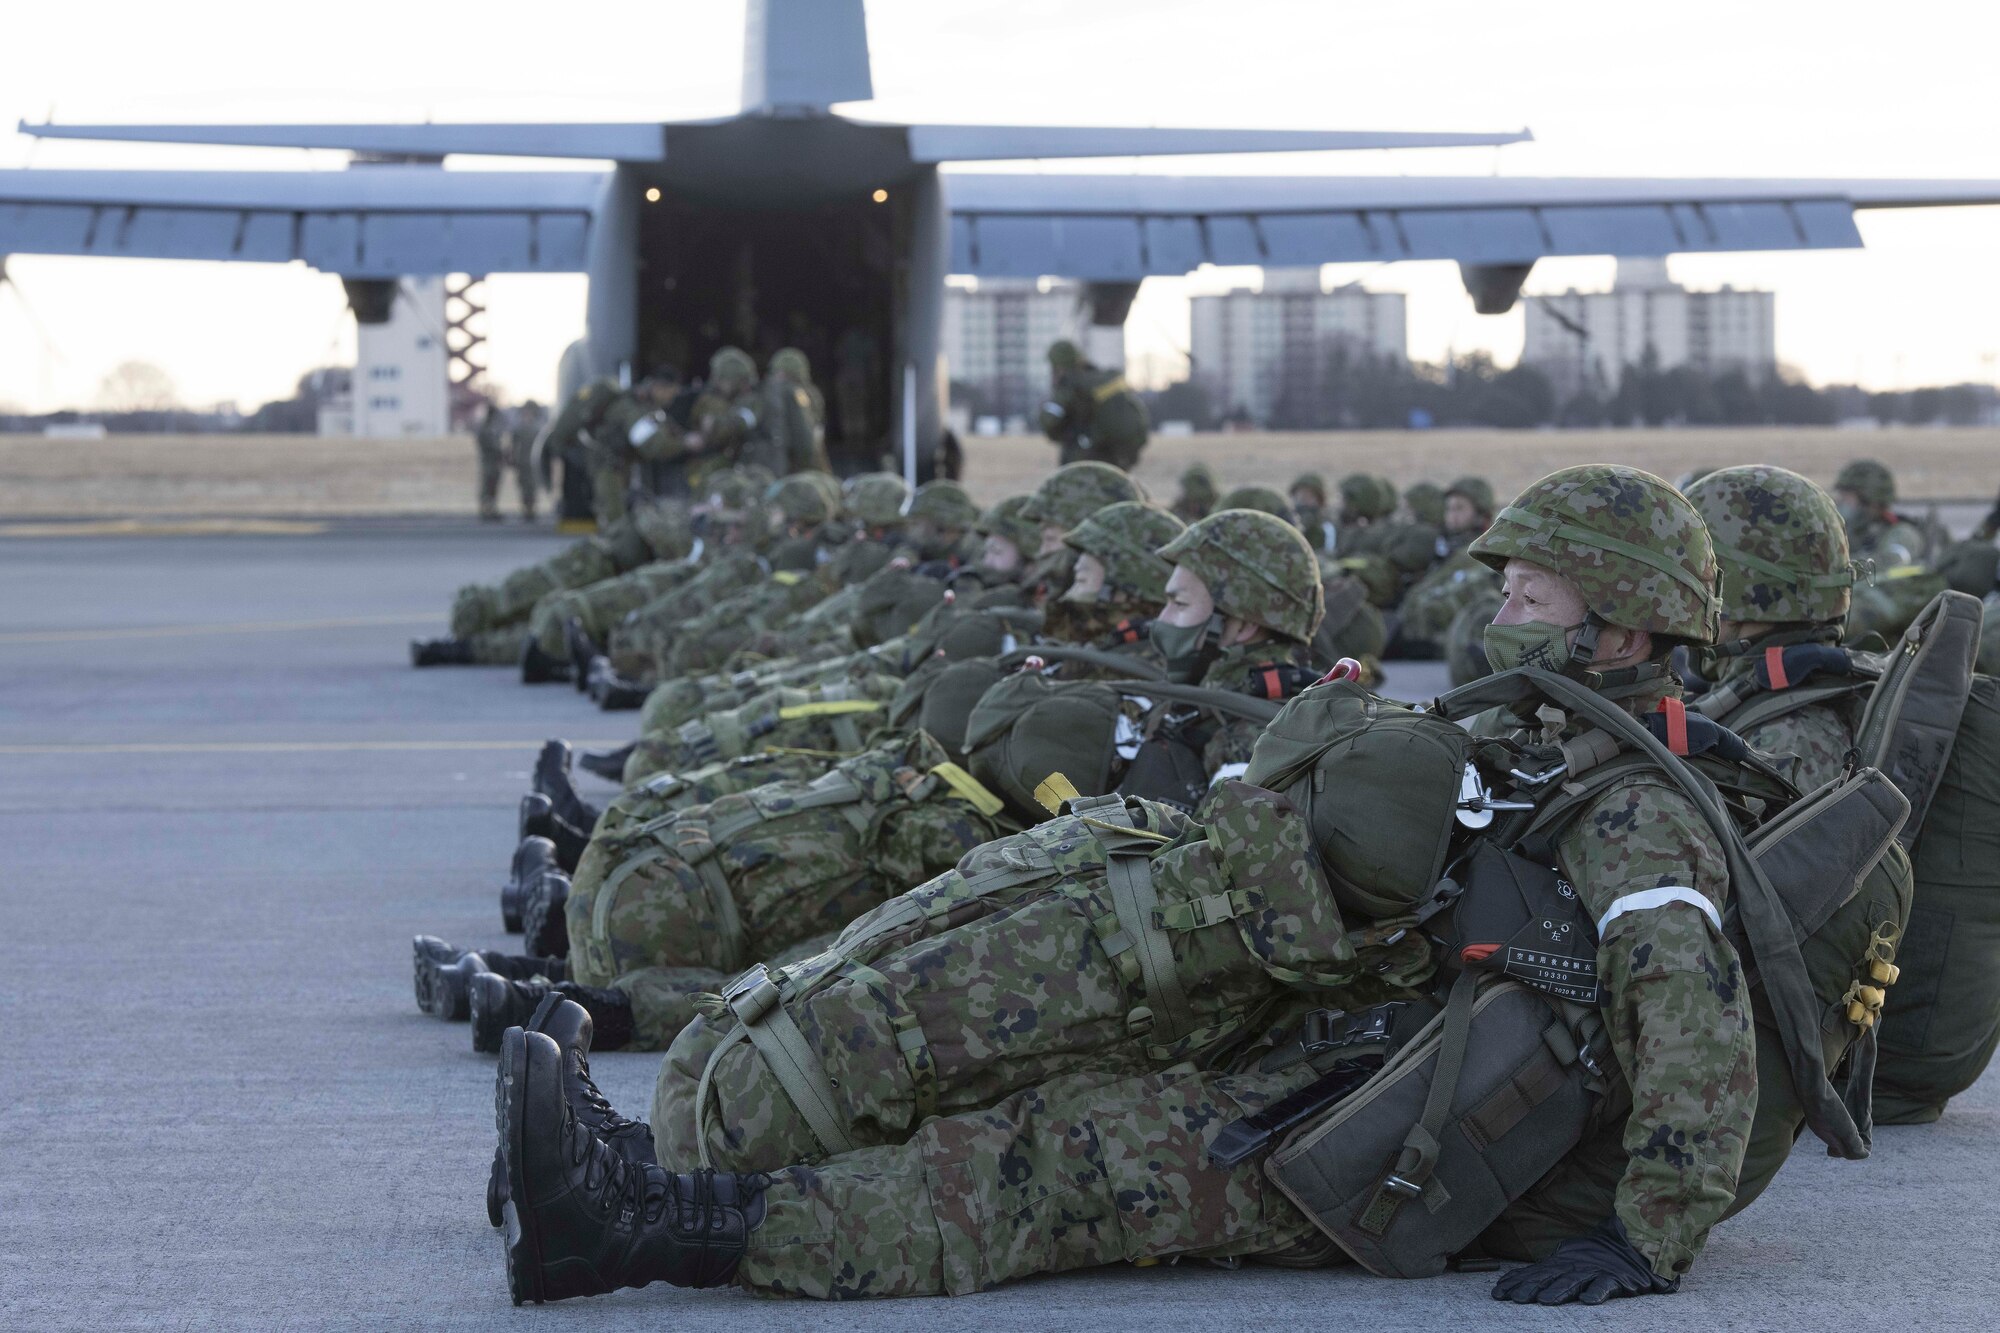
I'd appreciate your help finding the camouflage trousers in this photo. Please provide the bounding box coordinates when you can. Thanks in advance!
[449,537,619,638]
[622,676,901,785]
[524,561,695,663]
[731,1058,1327,1297]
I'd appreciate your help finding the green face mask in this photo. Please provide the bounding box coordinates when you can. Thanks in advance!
[1150,615,1219,682]
[1482,619,1585,674]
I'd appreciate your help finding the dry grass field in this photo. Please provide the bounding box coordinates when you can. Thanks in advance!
[2,426,1995,519]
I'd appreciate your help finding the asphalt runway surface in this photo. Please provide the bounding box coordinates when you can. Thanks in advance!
[2,519,1994,1331]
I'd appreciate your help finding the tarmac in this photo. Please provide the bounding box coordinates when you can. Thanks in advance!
[2,517,1994,1331]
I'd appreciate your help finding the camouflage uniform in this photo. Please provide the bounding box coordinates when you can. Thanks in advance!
[507,400,544,520]
[748,348,830,477]
[475,405,507,520]
[565,732,1017,1049]
[1038,340,1149,470]
[670,348,763,493]
[1171,462,1217,523]
[1288,472,1337,555]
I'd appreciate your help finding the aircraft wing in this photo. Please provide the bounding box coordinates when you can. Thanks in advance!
[903,125,1532,162]
[944,174,2000,278]
[0,168,604,275]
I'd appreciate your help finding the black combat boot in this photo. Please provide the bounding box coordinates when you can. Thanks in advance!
[587,659,650,711]
[470,974,549,1053]
[578,742,637,783]
[564,618,603,694]
[497,1028,765,1303]
[517,796,589,872]
[487,994,653,1227]
[520,637,572,685]
[413,936,566,1021]
[521,867,571,959]
[410,637,476,667]
[502,835,558,932]
[533,741,601,831]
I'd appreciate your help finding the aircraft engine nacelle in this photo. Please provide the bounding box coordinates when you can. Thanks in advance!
[1458,261,1535,316]
[341,277,399,325]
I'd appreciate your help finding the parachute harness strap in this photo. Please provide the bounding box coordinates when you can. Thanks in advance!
[696,963,860,1170]
[1073,794,1198,1043]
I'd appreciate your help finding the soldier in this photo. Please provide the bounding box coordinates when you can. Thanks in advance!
[1171,461,1219,523]
[474,402,507,522]
[1038,339,1150,470]
[1289,472,1337,555]
[750,347,830,477]
[1393,476,1502,658]
[1019,460,1146,559]
[1049,500,1183,649]
[1217,484,1297,526]
[1833,458,1946,569]
[1404,480,1445,530]
[582,370,685,530]
[509,400,545,521]
[489,464,1768,1307]
[899,479,982,569]
[1332,471,1394,555]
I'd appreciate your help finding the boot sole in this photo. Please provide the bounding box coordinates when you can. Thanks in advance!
[487,1146,508,1229]
[496,1027,544,1305]
[413,956,471,1022]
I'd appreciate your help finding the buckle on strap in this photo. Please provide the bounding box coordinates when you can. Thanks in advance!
[720,963,782,1024]
[1302,1003,1403,1056]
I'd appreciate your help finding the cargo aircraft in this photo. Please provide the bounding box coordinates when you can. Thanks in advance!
[4,0,1998,473]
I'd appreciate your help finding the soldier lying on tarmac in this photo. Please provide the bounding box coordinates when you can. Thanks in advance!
[470,466,1910,1308]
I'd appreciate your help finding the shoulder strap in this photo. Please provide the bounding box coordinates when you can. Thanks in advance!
[1069,794,1200,1043]
[997,644,1168,680]
[1107,679,1284,724]
[1705,681,1871,735]
[694,965,860,1168]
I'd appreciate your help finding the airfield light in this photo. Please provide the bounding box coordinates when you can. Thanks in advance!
[645,187,662,202]
[872,188,889,203]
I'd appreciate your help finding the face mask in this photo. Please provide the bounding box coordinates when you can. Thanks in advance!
[1836,502,1864,526]
[1482,619,1586,674]
[1151,614,1220,682]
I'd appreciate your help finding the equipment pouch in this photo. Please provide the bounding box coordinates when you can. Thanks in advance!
[1265,976,1610,1279]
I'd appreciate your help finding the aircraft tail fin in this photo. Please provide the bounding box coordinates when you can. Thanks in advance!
[743,0,873,113]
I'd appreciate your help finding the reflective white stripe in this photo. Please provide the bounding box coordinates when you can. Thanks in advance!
[1209,761,1250,788]
[1596,886,1721,936]
[628,415,660,446]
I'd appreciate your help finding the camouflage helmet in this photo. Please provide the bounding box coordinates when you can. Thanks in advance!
[844,472,911,529]
[1834,458,1896,509]
[1289,472,1329,506]
[1469,464,1720,642]
[1444,475,1496,518]
[1684,465,1854,624]
[1046,338,1082,369]
[1179,461,1218,501]
[708,345,758,391]
[975,494,1040,556]
[1158,509,1326,643]
[906,479,981,531]
[1338,472,1395,520]
[767,471,836,528]
[703,464,776,521]
[1218,485,1299,527]
[1019,460,1145,532]
[1063,502,1186,603]
[768,347,811,382]
[1404,480,1445,527]
[801,468,845,520]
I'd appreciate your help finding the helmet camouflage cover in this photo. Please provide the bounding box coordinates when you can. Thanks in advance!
[1158,508,1326,643]
[1684,464,1854,624]
[1445,475,1497,518]
[975,494,1040,556]
[906,479,981,530]
[767,471,836,527]
[1218,484,1298,526]
[1834,458,1896,509]
[768,347,811,382]
[1338,472,1395,520]
[1404,480,1445,527]
[1063,501,1186,603]
[1046,338,1082,368]
[844,472,911,529]
[1289,472,1329,505]
[708,345,758,390]
[1019,460,1145,532]
[1179,461,1218,500]
[704,464,776,519]
[1469,464,1720,642]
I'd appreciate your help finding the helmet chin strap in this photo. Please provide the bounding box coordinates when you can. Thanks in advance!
[1566,612,1669,693]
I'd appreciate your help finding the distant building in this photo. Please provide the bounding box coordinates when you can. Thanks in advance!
[1522,258,1776,401]
[942,278,1089,424]
[1189,269,1407,426]
[317,278,451,437]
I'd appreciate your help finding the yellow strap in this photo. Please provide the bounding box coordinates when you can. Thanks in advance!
[928,762,1006,819]
[777,700,885,720]
[771,570,806,586]
[1034,771,1083,815]
[1882,564,1929,580]
[1091,375,1130,404]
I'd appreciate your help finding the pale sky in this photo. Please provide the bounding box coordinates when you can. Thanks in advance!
[3,0,1998,412]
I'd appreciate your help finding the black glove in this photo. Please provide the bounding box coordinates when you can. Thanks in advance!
[1490,1217,1679,1306]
